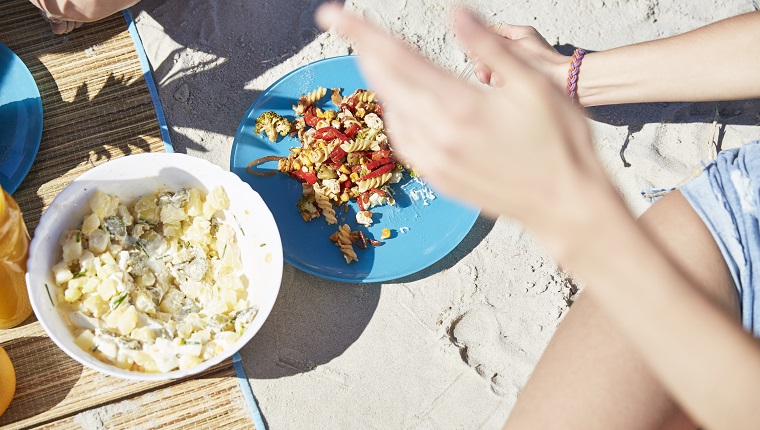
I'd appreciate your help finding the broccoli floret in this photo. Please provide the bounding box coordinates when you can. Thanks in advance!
[296,194,319,222]
[255,111,292,142]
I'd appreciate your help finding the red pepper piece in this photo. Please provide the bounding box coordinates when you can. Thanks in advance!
[374,103,383,118]
[344,123,361,138]
[369,187,388,197]
[371,149,391,161]
[291,170,318,185]
[303,107,319,127]
[351,164,364,173]
[358,163,394,182]
[329,145,348,163]
[365,157,394,171]
[357,194,367,212]
[315,127,350,142]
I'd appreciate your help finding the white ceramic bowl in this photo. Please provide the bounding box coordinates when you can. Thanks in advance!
[26,153,282,381]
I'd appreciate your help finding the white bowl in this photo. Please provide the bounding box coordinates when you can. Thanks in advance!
[26,153,282,381]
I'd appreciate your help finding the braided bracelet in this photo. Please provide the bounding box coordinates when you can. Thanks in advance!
[565,48,587,102]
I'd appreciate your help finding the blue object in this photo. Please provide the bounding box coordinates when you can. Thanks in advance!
[680,140,760,338]
[233,353,267,429]
[0,42,43,194]
[123,10,174,153]
[230,56,479,283]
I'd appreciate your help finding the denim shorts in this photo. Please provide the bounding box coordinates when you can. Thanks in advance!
[680,140,760,337]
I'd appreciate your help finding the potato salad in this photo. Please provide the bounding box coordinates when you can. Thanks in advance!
[52,187,256,373]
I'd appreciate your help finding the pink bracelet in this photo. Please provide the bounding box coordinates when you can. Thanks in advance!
[565,48,587,102]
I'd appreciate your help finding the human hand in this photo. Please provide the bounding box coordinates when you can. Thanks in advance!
[471,24,567,92]
[315,4,619,250]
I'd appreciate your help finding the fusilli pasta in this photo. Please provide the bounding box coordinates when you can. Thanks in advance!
[358,172,392,193]
[333,224,358,263]
[313,184,337,225]
[251,87,406,264]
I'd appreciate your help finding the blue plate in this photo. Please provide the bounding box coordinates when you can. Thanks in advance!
[230,55,479,283]
[0,42,43,194]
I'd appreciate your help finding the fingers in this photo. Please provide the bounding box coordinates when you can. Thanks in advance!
[40,9,83,35]
[491,23,539,40]
[315,4,445,86]
[454,10,534,88]
[474,66,503,87]
[474,67,491,85]
[315,3,464,128]
[49,21,67,35]
[49,20,82,35]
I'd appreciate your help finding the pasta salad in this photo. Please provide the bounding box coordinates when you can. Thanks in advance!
[248,87,403,264]
[52,187,256,373]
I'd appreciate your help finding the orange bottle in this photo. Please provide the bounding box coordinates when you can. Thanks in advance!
[0,186,32,329]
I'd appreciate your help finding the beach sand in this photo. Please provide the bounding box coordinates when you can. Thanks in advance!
[130,1,760,428]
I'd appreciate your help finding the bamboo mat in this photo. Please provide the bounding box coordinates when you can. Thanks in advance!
[0,0,165,232]
[0,2,258,429]
[0,323,254,430]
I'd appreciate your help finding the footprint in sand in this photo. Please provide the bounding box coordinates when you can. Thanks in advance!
[448,305,531,397]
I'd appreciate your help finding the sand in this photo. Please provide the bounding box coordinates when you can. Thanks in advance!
[129,1,760,428]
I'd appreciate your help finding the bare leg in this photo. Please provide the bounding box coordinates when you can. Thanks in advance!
[505,191,740,430]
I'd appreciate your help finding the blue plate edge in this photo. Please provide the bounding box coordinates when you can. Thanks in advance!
[0,42,43,194]
[230,55,481,283]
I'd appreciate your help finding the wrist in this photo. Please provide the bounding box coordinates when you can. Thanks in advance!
[530,172,633,267]
[551,55,571,94]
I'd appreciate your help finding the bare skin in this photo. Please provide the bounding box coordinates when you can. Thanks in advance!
[474,12,760,106]
[505,191,739,430]
[315,4,760,429]
[28,0,139,34]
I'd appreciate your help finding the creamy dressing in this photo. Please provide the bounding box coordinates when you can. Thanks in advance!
[53,187,257,373]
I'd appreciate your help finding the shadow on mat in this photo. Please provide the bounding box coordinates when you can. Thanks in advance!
[0,5,162,231]
[131,0,347,155]
[0,337,84,427]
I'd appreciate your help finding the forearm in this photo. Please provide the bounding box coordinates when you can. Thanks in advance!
[574,11,760,106]
[559,187,760,429]
[31,0,139,22]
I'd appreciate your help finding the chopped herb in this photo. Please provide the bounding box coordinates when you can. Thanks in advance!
[44,283,54,306]
[233,214,246,236]
[73,269,87,279]
[110,291,128,310]
[139,219,157,227]
[92,345,99,353]
[135,240,151,258]
[185,341,201,345]
[180,338,186,345]
[75,231,81,242]
[259,243,266,247]
[222,244,228,259]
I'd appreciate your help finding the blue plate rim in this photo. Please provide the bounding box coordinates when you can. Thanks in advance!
[230,55,480,283]
[0,41,43,194]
